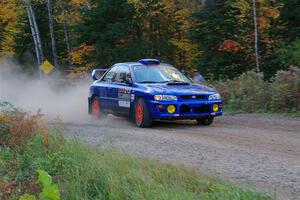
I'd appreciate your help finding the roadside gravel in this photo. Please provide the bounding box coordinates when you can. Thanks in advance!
[63,114,300,200]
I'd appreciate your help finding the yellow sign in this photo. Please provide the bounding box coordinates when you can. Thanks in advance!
[40,60,54,74]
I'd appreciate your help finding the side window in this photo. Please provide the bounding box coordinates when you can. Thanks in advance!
[115,66,131,84]
[101,66,118,82]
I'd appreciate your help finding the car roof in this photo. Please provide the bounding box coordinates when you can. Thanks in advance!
[114,59,173,68]
[114,62,140,67]
[114,62,174,69]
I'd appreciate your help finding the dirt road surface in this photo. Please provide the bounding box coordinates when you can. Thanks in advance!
[64,114,300,200]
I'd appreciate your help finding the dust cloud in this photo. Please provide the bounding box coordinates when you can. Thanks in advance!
[0,57,92,123]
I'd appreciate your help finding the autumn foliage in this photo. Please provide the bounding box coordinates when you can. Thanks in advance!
[218,40,242,52]
[0,103,44,148]
[0,0,299,79]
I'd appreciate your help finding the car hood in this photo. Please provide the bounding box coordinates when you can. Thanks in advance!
[143,83,216,95]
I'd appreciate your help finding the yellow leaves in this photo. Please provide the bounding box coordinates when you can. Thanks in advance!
[70,43,93,66]
[128,0,140,5]
[258,16,269,29]
[230,0,251,24]
[171,38,199,70]
[68,43,95,79]
[258,6,280,30]
[174,9,192,30]
[70,0,90,6]
[0,4,17,22]
[0,0,20,56]
[260,6,280,19]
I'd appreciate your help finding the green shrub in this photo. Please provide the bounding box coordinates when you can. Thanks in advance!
[270,67,300,112]
[213,68,300,113]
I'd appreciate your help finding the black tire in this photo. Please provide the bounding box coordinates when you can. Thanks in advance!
[196,116,214,126]
[134,98,152,128]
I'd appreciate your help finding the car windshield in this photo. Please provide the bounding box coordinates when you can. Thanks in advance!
[133,65,191,83]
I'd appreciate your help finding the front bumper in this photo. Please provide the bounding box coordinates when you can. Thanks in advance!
[146,99,223,120]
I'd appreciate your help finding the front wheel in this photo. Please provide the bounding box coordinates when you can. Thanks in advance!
[135,98,152,128]
[196,116,214,126]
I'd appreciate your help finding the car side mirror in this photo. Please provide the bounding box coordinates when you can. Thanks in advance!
[92,69,107,80]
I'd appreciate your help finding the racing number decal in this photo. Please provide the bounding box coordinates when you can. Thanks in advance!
[118,88,131,108]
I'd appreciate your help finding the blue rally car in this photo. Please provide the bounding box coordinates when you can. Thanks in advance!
[88,59,222,128]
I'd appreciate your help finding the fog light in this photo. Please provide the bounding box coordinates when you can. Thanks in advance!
[167,105,176,114]
[213,104,219,112]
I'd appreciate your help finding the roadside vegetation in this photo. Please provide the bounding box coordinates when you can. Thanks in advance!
[0,102,271,200]
[1,0,299,79]
[1,0,299,115]
[212,67,300,115]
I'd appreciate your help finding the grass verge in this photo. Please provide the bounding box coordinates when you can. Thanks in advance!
[0,103,271,200]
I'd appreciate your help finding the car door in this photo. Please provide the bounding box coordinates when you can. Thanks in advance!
[108,65,132,115]
[98,66,118,111]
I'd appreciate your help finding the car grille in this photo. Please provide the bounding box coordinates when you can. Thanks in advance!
[179,104,211,114]
[180,95,207,100]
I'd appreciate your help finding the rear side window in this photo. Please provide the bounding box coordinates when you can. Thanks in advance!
[102,66,118,82]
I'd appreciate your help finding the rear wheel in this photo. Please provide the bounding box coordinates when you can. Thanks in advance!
[90,97,102,119]
[135,98,152,128]
[197,116,214,126]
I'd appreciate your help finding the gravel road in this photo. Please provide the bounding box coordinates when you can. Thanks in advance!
[63,114,300,200]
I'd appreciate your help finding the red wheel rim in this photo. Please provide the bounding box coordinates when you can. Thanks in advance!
[91,99,100,118]
[136,103,143,125]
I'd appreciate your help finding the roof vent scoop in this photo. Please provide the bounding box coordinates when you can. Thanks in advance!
[138,58,160,65]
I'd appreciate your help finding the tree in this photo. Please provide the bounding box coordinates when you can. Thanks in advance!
[47,0,59,68]
[23,0,44,77]
[60,2,72,66]
[76,0,138,67]
[252,0,260,72]
[190,0,285,79]
[190,0,252,79]
[278,0,300,43]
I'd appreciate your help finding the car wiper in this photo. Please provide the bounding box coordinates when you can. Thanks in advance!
[166,80,190,85]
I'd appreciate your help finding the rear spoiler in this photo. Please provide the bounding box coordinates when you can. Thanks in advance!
[92,69,107,80]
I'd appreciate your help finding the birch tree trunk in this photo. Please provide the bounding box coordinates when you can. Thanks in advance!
[26,7,40,65]
[24,0,42,78]
[47,0,59,68]
[27,0,44,62]
[252,0,260,73]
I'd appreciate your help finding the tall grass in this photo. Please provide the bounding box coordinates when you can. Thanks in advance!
[0,103,271,200]
[18,131,269,200]
[212,67,300,113]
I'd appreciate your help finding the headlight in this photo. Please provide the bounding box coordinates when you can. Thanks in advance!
[208,93,221,100]
[154,95,178,101]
